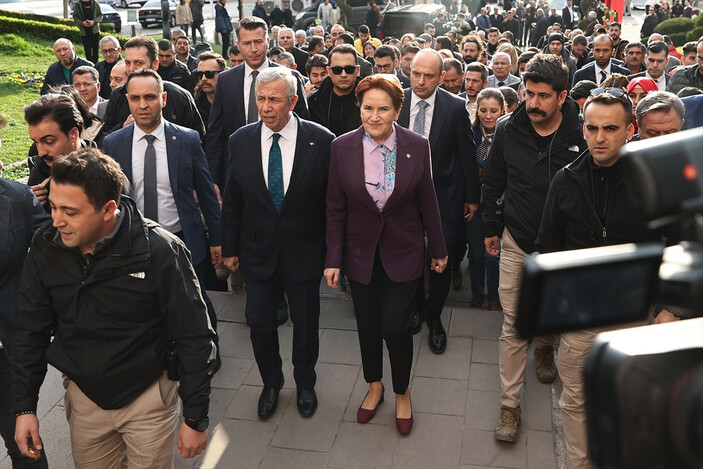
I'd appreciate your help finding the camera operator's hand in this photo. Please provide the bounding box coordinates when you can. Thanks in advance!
[655,309,680,324]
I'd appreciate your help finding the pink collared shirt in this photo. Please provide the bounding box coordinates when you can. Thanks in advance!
[363,125,397,211]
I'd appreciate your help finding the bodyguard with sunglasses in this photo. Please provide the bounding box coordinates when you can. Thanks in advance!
[535,87,669,469]
[308,44,363,137]
[194,52,227,135]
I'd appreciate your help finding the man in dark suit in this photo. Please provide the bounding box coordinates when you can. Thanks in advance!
[103,68,222,346]
[562,0,576,30]
[374,45,409,88]
[627,41,671,91]
[102,36,204,137]
[205,16,309,196]
[397,49,480,354]
[278,27,310,77]
[572,34,630,88]
[221,67,335,419]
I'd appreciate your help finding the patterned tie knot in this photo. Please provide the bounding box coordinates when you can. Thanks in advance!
[272,133,281,144]
[418,100,429,110]
[251,70,259,80]
[144,134,156,144]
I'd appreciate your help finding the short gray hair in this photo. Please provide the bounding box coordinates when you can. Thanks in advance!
[99,35,120,48]
[256,67,297,101]
[636,91,685,124]
[492,51,512,66]
[275,51,295,66]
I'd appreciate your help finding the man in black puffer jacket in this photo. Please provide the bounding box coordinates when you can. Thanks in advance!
[482,54,586,444]
[12,149,216,467]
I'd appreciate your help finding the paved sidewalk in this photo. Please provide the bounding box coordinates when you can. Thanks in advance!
[1,264,563,469]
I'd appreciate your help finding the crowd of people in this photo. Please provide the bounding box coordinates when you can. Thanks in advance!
[1,0,702,468]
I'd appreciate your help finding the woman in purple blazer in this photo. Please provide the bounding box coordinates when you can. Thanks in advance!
[324,75,447,435]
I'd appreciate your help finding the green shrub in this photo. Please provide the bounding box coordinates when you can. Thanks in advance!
[653,17,694,35]
[696,13,703,27]
[102,22,115,33]
[669,32,689,46]
[0,10,74,26]
[687,26,703,42]
[578,18,589,31]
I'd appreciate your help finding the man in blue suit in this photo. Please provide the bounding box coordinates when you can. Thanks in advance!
[572,34,630,88]
[397,49,480,354]
[205,16,309,197]
[221,67,335,419]
[103,69,222,344]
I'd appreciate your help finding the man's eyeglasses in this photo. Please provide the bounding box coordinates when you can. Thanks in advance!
[194,70,221,80]
[73,81,97,88]
[101,48,119,54]
[329,65,357,75]
[375,63,394,72]
[590,87,626,98]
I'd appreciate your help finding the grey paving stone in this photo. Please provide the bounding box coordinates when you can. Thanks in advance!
[451,309,504,339]
[35,406,74,469]
[37,365,65,420]
[328,421,399,468]
[465,389,502,431]
[523,346,555,432]
[212,291,247,323]
[468,363,501,392]
[259,447,330,468]
[209,290,232,317]
[270,363,356,452]
[208,387,237,426]
[414,337,472,381]
[461,428,527,468]
[392,414,463,468]
[216,322,255,360]
[223,385,294,423]
[472,339,499,365]
[194,419,276,468]
[210,357,254,390]
[319,299,358,331]
[411,376,467,416]
[527,430,556,469]
[318,329,362,365]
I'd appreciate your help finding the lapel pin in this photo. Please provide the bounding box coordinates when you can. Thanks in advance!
[172,136,177,140]
[406,153,411,159]
[309,141,315,146]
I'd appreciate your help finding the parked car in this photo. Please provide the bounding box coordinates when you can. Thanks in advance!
[293,0,391,33]
[380,3,447,40]
[138,0,176,28]
[118,0,148,7]
[100,3,122,32]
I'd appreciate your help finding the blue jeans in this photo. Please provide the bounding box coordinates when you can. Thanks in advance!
[466,204,500,305]
[0,351,49,468]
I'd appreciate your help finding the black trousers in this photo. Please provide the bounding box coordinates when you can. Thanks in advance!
[220,31,231,58]
[420,216,458,321]
[81,33,99,64]
[349,255,419,395]
[243,272,320,390]
[0,351,49,468]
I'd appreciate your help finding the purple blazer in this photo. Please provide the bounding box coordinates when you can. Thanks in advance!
[325,124,447,285]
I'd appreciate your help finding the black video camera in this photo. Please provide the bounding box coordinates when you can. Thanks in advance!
[515,128,703,469]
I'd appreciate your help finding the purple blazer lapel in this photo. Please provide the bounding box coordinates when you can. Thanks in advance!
[340,127,380,215]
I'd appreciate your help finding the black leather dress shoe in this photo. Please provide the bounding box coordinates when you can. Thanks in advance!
[296,388,318,417]
[276,295,289,326]
[427,318,447,354]
[258,379,284,419]
[409,310,423,335]
[452,266,463,291]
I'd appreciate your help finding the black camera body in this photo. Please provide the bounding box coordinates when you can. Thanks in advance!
[515,128,703,469]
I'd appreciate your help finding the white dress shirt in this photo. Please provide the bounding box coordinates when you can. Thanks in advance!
[646,71,667,91]
[244,60,270,121]
[261,113,298,193]
[409,89,437,139]
[131,120,181,233]
[465,98,476,121]
[595,62,612,86]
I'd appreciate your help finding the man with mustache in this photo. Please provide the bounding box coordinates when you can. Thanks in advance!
[482,53,586,443]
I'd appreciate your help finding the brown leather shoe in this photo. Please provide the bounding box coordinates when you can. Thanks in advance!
[469,294,486,308]
[487,303,502,311]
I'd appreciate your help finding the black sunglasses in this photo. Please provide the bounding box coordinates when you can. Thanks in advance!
[590,87,626,98]
[329,65,357,75]
[195,70,220,80]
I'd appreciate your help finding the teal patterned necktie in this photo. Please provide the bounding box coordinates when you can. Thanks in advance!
[413,100,429,136]
[268,133,284,212]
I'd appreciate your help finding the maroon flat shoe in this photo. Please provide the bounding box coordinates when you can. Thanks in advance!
[396,398,413,435]
[357,385,384,424]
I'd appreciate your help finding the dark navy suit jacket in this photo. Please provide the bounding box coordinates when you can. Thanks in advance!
[103,121,221,266]
[221,116,334,282]
[205,61,310,188]
[397,87,480,223]
[572,61,631,88]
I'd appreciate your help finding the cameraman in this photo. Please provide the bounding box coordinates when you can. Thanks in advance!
[535,88,676,469]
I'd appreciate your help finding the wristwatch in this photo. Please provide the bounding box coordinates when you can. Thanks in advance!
[184,416,209,432]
